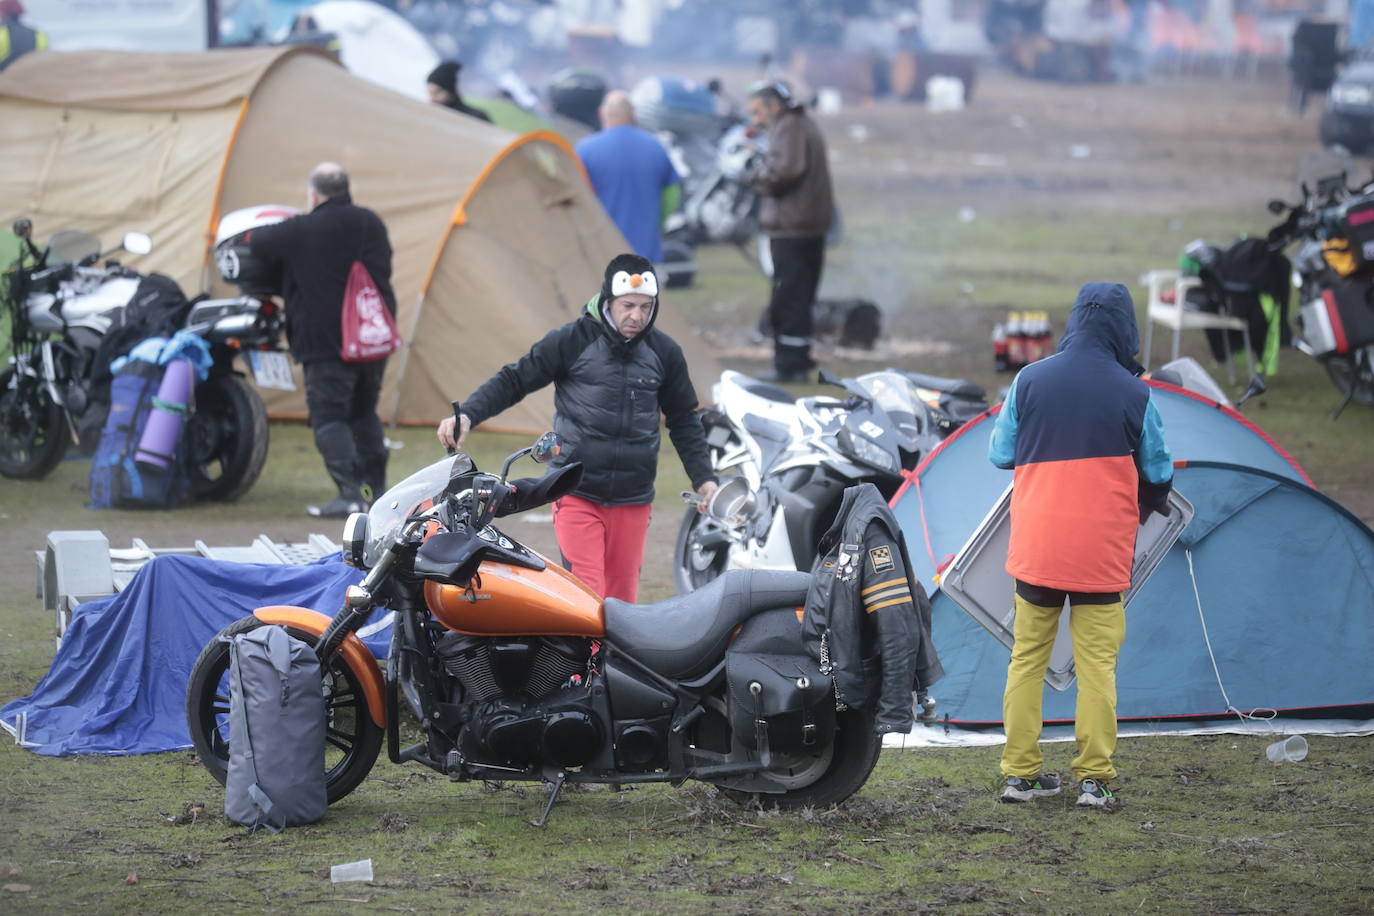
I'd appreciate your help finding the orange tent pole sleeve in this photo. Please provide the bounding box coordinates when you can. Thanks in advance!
[415,130,586,298]
[202,98,252,272]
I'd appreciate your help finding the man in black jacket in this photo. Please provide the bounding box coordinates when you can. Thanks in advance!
[250,163,397,518]
[436,253,717,601]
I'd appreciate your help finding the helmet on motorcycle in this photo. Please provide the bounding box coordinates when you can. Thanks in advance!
[214,205,300,295]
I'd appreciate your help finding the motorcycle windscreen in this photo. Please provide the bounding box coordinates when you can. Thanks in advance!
[937,484,1194,691]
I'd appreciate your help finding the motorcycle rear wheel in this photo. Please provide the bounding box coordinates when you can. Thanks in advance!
[0,367,69,479]
[185,616,384,805]
[1325,352,1374,407]
[719,708,882,810]
[185,374,269,501]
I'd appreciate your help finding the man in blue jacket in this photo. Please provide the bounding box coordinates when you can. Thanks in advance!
[988,282,1173,808]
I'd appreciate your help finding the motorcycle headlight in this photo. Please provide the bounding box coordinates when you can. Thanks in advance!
[341,511,369,567]
[838,427,898,473]
[1332,83,1374,107]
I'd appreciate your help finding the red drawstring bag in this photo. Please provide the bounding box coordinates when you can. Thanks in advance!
[340,260,401,362]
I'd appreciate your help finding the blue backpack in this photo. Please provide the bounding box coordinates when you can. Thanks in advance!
[87,359,191,509]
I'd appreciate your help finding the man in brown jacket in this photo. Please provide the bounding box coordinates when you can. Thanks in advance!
[747,81,835,383]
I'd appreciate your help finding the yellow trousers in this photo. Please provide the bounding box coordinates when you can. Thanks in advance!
[1000,593,1125,782]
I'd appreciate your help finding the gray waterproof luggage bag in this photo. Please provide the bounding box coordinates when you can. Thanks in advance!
[225,625,327,829]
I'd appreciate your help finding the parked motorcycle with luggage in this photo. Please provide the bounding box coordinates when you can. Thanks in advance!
[187,432,892,823]
[0,212,289,497]
[629,76,764,287]
[1262,154,1374,416]
[674,368,988,594]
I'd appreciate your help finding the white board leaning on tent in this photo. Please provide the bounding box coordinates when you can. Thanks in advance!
[938,485,1194,690]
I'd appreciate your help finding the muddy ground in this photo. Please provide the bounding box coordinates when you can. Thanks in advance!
[2,68,1373,916]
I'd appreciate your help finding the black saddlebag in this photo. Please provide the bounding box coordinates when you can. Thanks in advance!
[726,652,835,753]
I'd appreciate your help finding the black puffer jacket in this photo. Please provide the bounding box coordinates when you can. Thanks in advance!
[801,483,943,734]
[460,296,715,506]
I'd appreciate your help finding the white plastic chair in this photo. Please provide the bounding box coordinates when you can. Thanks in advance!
[1139,269,1254,384]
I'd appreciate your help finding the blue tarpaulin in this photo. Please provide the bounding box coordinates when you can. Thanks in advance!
[0,554,388,756]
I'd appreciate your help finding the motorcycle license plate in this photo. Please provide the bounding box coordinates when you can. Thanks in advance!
[248,350,296,391]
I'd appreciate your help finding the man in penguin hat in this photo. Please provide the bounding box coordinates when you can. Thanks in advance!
[438,253,718,601]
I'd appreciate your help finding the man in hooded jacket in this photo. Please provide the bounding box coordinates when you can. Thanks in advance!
[988,282,1173,809]
[437,253,717,602]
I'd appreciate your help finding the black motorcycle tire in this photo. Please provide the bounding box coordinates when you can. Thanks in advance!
[674,505,731,594]
[185,615,384,805]
[185,374,268,502]
[1324,353,1374,407]
[0,367,69,479]
[720,708,882,810]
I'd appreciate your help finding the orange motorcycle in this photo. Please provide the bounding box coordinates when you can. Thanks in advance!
[185,434,881,824]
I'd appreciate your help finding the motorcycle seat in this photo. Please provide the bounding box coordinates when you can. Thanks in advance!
[901,371,987,401]
[603,569,812,680]
[737,377,797,404]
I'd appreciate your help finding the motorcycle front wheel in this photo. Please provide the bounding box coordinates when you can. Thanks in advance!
[719,708,882,810]
[0,367,69,479]
[184,616,384,805]
[185,374,269,501]
[674,506,733,594]
[1325,351,1374,407]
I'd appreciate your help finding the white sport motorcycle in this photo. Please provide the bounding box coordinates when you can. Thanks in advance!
[674,368,988,594]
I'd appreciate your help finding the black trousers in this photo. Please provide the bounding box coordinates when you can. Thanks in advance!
[768,235,825,373]
[1015,581,1121,607]
[302,358,388,501]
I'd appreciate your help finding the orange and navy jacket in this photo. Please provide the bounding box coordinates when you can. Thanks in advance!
[988,282,1173,593]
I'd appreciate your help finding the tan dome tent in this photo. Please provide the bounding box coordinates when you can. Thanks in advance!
[0,46,717,431]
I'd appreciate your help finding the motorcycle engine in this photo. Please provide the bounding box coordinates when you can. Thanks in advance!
[435,634,600,768]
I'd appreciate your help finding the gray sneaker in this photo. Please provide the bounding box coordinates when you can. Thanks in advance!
[999,773,1062,803]
[1076,778,1117,808]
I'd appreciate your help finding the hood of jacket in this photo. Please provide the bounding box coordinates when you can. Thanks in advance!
[583,293,658,350]
[1056,281,1140,371]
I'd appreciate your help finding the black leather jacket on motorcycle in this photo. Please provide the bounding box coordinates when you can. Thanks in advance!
[460,295,716,506]
[802,483,944,734]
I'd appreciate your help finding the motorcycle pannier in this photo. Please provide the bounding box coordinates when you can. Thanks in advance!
[1300,280,1374,356]
[1340,196,1374,274]
[225,626,327,830]
[726,651,836,753]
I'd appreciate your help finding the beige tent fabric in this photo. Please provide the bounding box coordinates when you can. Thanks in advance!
[0,47,324,111]
[0,46,719,433]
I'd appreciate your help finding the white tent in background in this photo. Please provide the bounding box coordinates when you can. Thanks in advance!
[304,0,439,101]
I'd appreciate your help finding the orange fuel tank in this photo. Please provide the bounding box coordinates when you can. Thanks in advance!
[424,555,606,637]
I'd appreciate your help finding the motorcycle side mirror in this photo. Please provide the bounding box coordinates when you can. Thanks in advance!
[531,431,561,464]
[817,367,844,387]
[12,218,32,239]
[1267,200,1287,215]
[122,232,153,256]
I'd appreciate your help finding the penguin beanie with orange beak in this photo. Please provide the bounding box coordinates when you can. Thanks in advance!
[599,253,659,308]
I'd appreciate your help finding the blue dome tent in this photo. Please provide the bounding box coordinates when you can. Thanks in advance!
[892,382,1374,728]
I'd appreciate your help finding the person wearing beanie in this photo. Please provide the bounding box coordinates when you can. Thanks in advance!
[0,1,48,73]
[437,253,717,602]
[426,59,492,123]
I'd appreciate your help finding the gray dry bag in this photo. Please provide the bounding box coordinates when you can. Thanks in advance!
[225,625,328,830]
